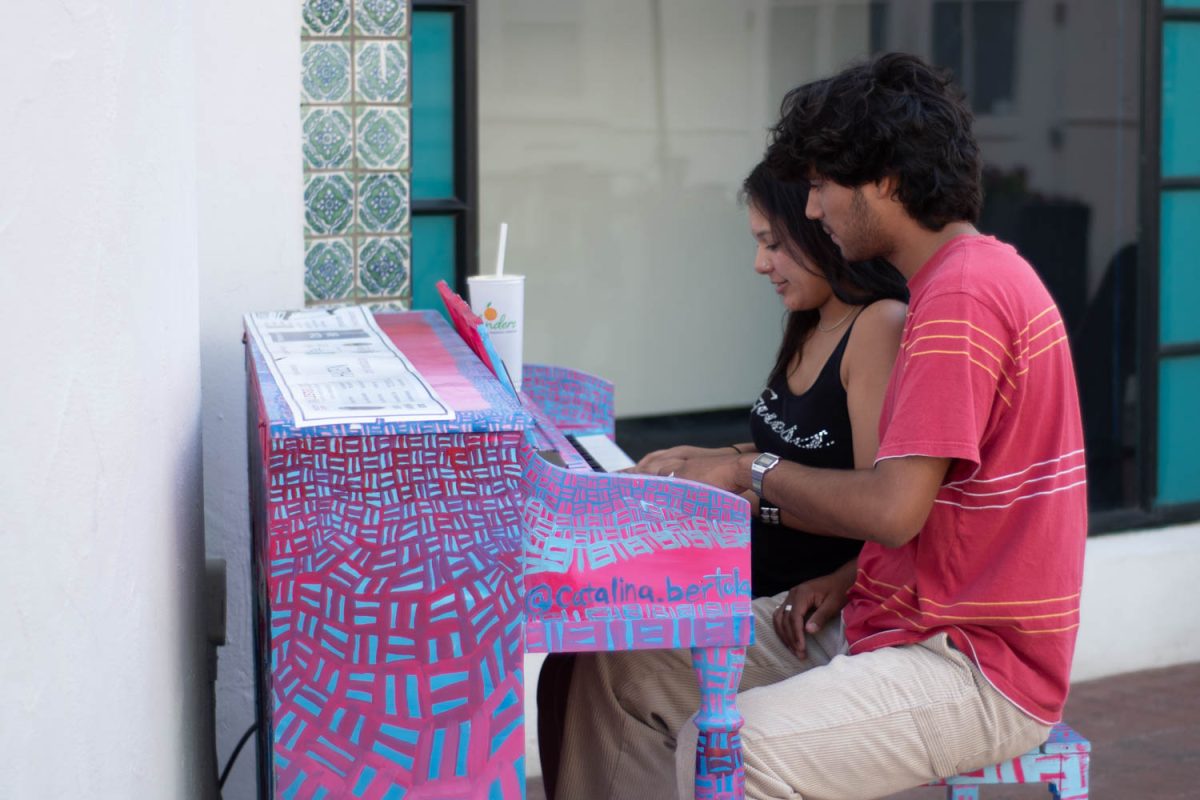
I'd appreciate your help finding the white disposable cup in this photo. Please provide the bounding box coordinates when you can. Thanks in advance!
[467,274,525,391]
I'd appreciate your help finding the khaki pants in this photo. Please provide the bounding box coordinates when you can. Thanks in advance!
[557,595,1050,800]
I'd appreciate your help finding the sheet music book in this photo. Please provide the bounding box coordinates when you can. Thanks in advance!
[245,306,455,427]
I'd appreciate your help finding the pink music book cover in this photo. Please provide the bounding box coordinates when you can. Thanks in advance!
[436,280,519,397]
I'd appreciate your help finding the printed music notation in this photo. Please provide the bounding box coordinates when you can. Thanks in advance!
[244,306,455,427]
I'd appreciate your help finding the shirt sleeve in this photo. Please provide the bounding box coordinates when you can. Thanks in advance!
[876,290,1013,467]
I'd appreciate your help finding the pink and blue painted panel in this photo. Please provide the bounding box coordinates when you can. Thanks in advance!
[521,451,753,655]
[255,430,530,799]
[248,310,533,799]
[522,364,616,438]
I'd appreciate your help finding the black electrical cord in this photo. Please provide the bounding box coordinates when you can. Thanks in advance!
[218,722,258,792]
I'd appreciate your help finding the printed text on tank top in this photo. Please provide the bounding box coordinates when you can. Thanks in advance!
[752,309,862,452]
[751,390,834,450]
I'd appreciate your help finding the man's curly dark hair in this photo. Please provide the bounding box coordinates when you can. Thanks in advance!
[766,52,982,231]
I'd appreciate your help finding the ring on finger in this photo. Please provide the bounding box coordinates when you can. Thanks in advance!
[784,604,793,612]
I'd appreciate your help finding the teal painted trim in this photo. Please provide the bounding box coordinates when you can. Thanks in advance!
[411,11,455,199]
[411,215,457,317]
[1162,22,1200,177]
[1160,190,1200,345]
[1166,0,1200,8]
[1158,355,1200,504]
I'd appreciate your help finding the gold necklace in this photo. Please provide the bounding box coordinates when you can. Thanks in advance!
[817,306,857,333]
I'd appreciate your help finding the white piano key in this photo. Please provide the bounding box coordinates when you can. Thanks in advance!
[571,433,636,472]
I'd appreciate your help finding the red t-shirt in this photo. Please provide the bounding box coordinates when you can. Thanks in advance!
[842,234,1087,724]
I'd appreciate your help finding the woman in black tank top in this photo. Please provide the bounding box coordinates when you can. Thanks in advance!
[635,162,908,599]
[537,163,908,798]
[747,318,863,596]
[741,162,908,597]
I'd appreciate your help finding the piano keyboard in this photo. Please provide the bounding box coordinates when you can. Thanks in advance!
[565,433,636,472]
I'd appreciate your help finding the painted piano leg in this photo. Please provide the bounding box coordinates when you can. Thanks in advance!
[691,644,748,800]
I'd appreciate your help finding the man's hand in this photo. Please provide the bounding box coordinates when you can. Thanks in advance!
[771,560,858,660]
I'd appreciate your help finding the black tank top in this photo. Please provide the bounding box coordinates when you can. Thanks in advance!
[747,318,864,597]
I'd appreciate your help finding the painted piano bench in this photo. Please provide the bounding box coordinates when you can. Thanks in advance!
[926,722,1091,800]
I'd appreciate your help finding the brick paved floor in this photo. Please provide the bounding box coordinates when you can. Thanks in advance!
[885,661,1200,799]
[527,660,1200,799]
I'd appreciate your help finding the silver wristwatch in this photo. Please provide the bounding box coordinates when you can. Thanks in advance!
[750,452,781,497]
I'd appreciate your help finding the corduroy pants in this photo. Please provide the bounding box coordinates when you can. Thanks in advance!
[556,594,1051,800]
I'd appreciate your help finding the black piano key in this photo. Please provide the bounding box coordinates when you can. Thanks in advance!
[564,434,605,472]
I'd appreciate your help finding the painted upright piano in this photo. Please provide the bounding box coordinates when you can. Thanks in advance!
[245,300,753,799]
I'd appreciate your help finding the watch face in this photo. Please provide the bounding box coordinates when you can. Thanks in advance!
[752,453,779,496]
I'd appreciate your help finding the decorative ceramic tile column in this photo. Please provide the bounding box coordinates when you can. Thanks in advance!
[303,0,412,308]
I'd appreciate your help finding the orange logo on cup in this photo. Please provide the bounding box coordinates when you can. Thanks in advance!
[480,301,516,331]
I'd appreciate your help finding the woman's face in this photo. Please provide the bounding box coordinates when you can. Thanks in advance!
[748,204,833,313]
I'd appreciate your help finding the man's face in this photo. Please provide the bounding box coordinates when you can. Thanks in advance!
[804,175,890,262]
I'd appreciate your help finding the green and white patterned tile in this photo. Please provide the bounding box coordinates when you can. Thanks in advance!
[305,239,355,301]
[305,173,355,235]
[355,40,408,103]
[305,298,359,310]
[358,236,411,297]
[367,300,411,313]
[354,0,407,37]
[302,107,353,170]
[302,42,351,103]
[356,107,409,170]
[302,0,350,35]
[358,173,409,233]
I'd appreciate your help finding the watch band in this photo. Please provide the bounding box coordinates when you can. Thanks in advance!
[759,502,781,525]
[750,452,781,497]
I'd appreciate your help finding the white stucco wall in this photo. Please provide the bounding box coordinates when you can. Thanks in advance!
[0,2,208,797]
[1072,521,1200,681]
[194,1,304,798]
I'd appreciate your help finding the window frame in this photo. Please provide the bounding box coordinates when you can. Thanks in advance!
[1098,0,1200,533]
[411,0,478,297]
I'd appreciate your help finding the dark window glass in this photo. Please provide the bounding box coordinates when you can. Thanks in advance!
[932,2,965,81]
[410,3,473,311]
[933,1,1018,114]
[972,1,1018,114]
[918,0,1141,513]
[869,2,890,55]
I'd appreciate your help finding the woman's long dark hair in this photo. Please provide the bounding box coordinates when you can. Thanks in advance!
[741,161,908,386]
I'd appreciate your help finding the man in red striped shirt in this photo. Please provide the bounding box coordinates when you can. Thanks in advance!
[557,53,1087,800]
[762,52,1087,731]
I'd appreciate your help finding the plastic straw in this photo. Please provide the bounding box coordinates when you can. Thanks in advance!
[495,222,509,276]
